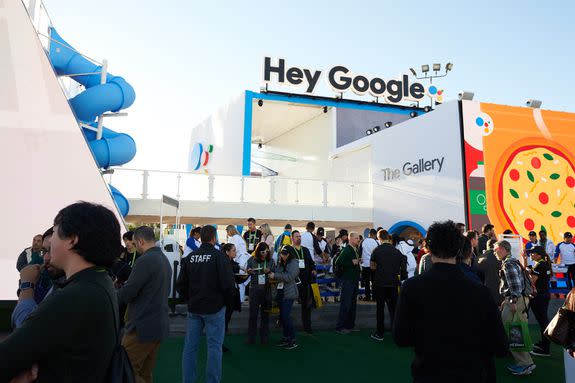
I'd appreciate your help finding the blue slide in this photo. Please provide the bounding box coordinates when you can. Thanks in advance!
[48,28,136,216]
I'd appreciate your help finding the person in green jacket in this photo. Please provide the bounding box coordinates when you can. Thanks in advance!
[335,232,361,334]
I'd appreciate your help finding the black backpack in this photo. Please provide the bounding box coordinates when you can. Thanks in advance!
[92,283,135,383]
[332,248,345,278]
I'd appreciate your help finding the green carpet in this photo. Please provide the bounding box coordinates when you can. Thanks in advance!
[154,326,565,382]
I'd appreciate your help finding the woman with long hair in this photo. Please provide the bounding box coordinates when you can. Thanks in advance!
[260,223,275,250]
[226,225,250,302]
[269,245,300,350]
[245,242,275,344]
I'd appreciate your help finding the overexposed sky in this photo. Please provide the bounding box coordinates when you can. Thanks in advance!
[44,0,575,171]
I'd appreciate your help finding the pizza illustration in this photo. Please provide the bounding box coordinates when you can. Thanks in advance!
[499,145,575,241]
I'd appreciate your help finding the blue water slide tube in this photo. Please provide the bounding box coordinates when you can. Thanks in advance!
[48,27,136,216]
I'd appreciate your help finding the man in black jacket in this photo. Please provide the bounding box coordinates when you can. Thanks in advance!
[176,225,235,383]
[289,230,316,333]
[393,220,508,383]
[370,229,407,341]
[0,202,122,383]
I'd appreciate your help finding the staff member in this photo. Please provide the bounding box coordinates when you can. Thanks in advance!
[177,225,235,383]
[555,232,575,289]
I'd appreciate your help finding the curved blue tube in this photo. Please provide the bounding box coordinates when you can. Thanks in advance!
[48,27,136,216]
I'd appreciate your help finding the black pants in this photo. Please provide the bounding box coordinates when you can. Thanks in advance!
[530,293,551,351]
[374,285,398,337]
[248,288,269,342]
[298,283,312,331]
[566,264,575,290]
[361,267,374,300]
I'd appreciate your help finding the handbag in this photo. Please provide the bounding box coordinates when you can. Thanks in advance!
[504,311,533,352]
[544,307,575,347]
[92,282,135,383]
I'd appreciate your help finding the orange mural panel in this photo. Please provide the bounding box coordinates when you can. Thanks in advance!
[463,101,575,245]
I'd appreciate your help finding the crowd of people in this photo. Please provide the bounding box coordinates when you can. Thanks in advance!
[1,207,575,383]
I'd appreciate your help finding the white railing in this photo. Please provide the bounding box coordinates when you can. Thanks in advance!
[104,168,373,208]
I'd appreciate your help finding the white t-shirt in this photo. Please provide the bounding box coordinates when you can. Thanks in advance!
[360,238,378,268]
[557,242,575,265]
[183,238,201,257]
[397,241,417,278]
[301,231,316,257]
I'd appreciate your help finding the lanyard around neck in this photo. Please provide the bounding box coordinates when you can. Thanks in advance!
[295,247,303,259]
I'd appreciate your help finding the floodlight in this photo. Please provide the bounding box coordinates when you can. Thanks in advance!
[366,129,373,136]
[421,64,430,73]
[373,126,381,133]
[323,106,328,113]
[433,63,441,72]
[384,121,393,128]
[445,62,453,72]
[458,91,474,101]
[423,106,432,112]
[258,99,263,107]
[409,68,417,76]
[410,111,418,118]
[526,99,542,108]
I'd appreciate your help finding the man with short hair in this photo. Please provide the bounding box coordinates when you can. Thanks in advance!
[478,224,495,255]
[177,225,236,383]
[335,232,361,334]
[477,238,502,305]
[555,232,575,289]
[301,221,324,264]
[360,229,379,301]
[16,234,44,272]
[370,230,406,341]
[524,231,539,266]
[274,224,293,254]
[456,222,466,234]
[290,230,316,333]
[0,202,121,382]
[393,221,508,382]
[184,227,202,257]
[495,240,536,375]
[12,227,67,328]
[118,226,172,383]
[538,230,555,260]
[243,218,263,253]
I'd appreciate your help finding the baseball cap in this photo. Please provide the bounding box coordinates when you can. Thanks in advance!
[280,245,290,255]
[529,246,547,257]
[528,231,537,237]
[565,232,573,238]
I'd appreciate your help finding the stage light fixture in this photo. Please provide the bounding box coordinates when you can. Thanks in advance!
[433,63,441,72]
[373,126,381,133]
[410,111,418,118]
[323,106,328,113]
[409,68,417,76]
[384,121,393,128]
[258,99,263,107]
[421,64,430,73]
[366,129,373,136]
[458,91,474,101]
[526,99,542,108]
[423,106,432,112]
[258,143,263,149]
[445,62,453,72]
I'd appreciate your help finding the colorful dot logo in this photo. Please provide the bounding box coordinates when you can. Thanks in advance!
[475,115,493,136]
[426,85,444,103]
[190,143,213,172]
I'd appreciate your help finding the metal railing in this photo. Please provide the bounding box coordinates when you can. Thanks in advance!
[104,168,373,208]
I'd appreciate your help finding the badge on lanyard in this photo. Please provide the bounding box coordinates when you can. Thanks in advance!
[258,274,266,285]
[277,282,284,289]
[298,259,305,269]
[248,243,254,251]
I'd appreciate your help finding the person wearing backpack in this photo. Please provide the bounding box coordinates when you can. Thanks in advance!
[494,240,536,376]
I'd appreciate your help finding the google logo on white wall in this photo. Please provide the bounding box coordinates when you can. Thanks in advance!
[190,143,213,171]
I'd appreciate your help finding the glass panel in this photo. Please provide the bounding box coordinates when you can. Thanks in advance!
[146,171,179,200]
[244,177,270,203]
[179,173,209,201]
[108,170,143,199]
[213,175,241,202]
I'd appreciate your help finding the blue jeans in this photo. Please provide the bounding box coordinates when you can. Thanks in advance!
[336,279,358,330]
[182,307,226,383]
[279,298,295,341]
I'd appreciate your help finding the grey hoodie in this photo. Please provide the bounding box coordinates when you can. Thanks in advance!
[273,258,300,300]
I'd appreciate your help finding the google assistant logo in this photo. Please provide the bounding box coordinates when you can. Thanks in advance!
[190,143,213,172]
[426,85,444,103]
